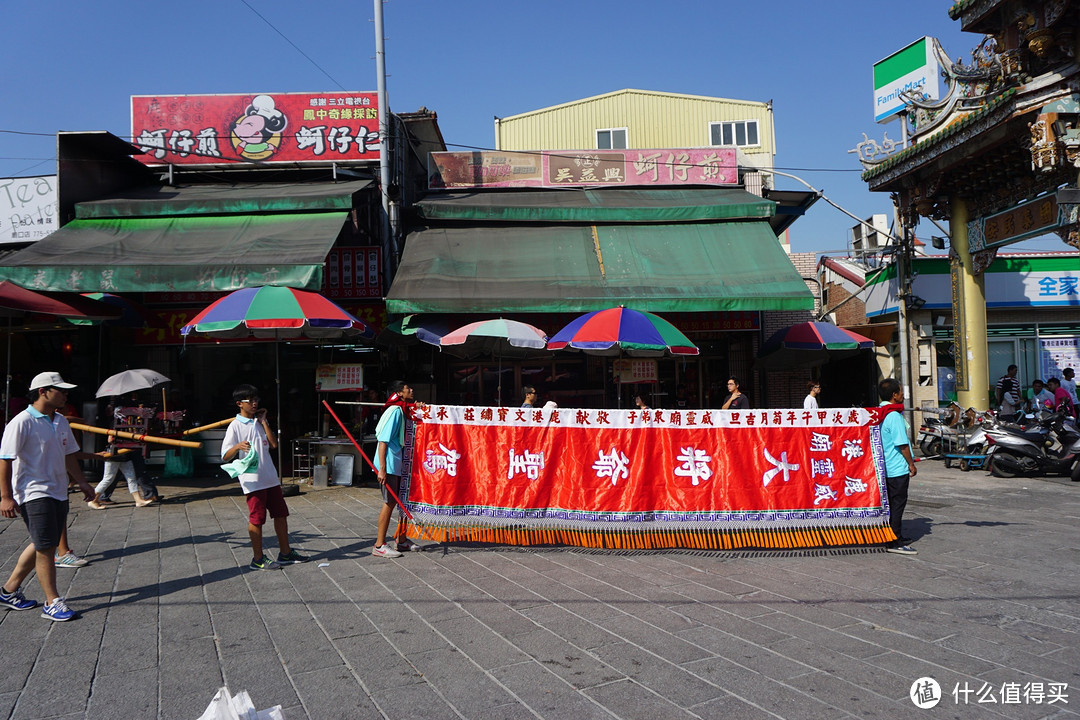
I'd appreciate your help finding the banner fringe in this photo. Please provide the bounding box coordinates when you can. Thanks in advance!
[403,520,898,551]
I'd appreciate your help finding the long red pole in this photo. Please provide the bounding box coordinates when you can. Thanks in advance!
[321,399,414,522]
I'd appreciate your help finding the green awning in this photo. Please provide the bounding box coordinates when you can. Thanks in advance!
[386,221,813,314]
[415,188,775,224]
[74,180,372,219]
[0,212,347,292]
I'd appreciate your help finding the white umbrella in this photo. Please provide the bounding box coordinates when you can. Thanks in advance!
[96,369,171,398]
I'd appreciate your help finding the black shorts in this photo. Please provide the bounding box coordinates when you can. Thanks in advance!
[19,497,68,551]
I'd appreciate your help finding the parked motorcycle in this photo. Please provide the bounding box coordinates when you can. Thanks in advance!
[984,407,1080,479]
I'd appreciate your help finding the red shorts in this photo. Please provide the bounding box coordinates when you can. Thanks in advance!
[245,485,289,526]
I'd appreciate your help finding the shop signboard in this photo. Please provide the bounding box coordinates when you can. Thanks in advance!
[873,37,943,123]
[612,359,658,384]
[866,256,1080,317]
[428,148,737,189]
[323,247,381,299]
[131,92,380,166]
[1039,337,1080,381]
[0,175,56,244]
[316,364,364,393]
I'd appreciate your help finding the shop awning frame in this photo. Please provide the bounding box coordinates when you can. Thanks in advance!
[386,220,814,314]
[0,212,348,292]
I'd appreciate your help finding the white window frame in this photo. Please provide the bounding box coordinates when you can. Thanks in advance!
[709,120,760,148]
[596,127,628,150]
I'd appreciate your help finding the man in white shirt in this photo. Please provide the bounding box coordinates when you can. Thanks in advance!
[0,372,96,621]
[1061,368,1078,406]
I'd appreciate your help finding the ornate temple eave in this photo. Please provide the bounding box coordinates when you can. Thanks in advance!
[866,71,1078,192]
[864,97,1017,192]
[948,0,1010,32]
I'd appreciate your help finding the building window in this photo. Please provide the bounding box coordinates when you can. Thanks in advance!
[710,120,759,148]
[596,128,627,150]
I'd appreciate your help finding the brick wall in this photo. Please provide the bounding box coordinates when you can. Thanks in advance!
[758,252,819,408]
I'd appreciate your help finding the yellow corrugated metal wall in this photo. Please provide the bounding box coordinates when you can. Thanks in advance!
[494,89,774,157]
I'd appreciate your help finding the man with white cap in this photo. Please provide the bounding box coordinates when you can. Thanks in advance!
[0,372,97,621]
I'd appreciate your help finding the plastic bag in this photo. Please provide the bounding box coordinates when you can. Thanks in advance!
[195,686,284,720]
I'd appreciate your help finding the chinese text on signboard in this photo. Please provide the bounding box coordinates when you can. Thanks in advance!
[131,92,380,166]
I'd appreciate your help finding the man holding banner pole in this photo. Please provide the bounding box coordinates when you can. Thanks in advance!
[373,381,420,558]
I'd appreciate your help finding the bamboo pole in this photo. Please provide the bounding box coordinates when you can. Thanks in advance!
[69,422,202,449]
[181,418,234,436]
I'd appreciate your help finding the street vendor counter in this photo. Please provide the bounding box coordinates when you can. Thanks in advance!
[292,436,375,486]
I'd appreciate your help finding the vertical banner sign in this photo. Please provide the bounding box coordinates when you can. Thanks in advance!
[951,256,968,391]
[399,405,897,550]
[323,247,381,299]
[131,92,380,166]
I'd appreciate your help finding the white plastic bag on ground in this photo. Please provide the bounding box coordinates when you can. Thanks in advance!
[196,686,284,720]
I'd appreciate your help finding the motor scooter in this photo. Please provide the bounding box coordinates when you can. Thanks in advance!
[984,408,1080,479]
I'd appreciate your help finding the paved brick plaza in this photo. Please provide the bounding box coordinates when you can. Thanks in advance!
[0,464,1077,719]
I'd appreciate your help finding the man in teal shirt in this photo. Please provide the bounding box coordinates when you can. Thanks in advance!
[373,381,416,558]
[878,378,918,556]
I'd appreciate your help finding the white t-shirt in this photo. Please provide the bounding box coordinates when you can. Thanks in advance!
[222,415,279,494]
[0,407,79,504]
[803,394,819,410]
[1062,377,1079,404]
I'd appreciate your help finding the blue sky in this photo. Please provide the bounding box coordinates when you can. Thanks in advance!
[3,1,1054,255]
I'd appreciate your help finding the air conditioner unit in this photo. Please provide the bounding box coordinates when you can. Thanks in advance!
[851,214,890,256]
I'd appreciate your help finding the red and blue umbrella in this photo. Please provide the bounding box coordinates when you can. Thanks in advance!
[180,286,373,340]
[757,321,874,370]
[548,307,698,357]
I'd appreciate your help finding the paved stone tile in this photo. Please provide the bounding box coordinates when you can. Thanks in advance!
[291,665,381,720]
[583,678,701,720]
[428,614,532,670]
[85,667,157,720]
[588,641,727,708]
[218,649,300,711]
[368,679,462,720]
[410,646,519,716]
[11,649,96,719]
[334,633,425,693]
[509,628,624,690]
[488,661,619,720]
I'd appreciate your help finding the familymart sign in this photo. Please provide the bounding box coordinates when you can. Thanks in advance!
[874,37,943,123]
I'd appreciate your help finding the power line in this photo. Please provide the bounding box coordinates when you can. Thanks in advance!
[237,0,346,91]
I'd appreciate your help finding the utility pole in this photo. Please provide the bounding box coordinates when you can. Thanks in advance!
[373,0,396,285]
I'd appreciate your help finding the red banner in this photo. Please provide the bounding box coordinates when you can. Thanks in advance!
[401,406,894,550]
[131,92,380,166]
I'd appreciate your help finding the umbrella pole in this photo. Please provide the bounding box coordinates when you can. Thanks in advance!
[4,316,11,425]
[276,335,283,481]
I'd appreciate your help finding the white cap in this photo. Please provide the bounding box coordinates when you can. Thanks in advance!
[28,371,76,391]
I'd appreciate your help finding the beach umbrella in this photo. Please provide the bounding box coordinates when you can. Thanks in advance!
[96,369,171,398]
[434,318,549,358]
[377,314,451,346]
[69,292,154,328]
[756,321,875,370]
[180,286,374,340]
[548,307,699,357]
[180,286,375,477]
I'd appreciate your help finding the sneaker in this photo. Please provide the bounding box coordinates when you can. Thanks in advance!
[41,597,75,622]
[395,538,415,552]
[134,497,156,508]
[885,545,918,556]
[249,555,281,571]
[277,550,308,565]
[55,552,89,568]
[372,544,402,559]
[0,586,37,611]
